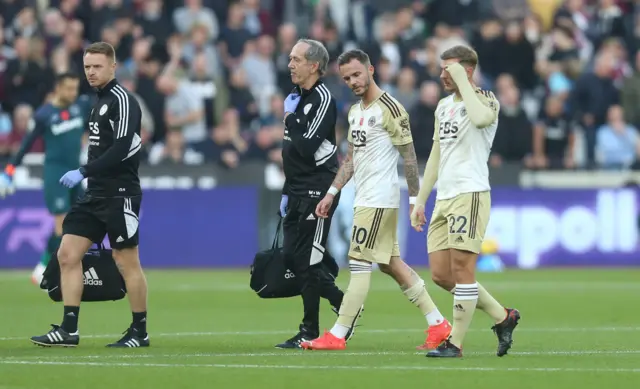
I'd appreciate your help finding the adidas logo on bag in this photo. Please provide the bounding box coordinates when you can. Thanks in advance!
[83,267,103,286]
[284,269,296,279]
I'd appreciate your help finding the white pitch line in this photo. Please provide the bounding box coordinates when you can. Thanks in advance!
[2,360,640,373]
[5,349,640,361]
[2,326,639,342]
[163,281,640,292]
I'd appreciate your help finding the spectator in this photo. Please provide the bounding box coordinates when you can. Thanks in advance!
[136,0,174,44]
[218,1,253,69]
[569,52,619,166]
[189,52,219,129]
[622,51,640,128]
[530,95,575,170]
[492,82,533,167]
[194,109,247,169]
[227,68,259,127]
[173,0,219,42]
[596,104,640,169]
[182,23,222,79]
[4,36,48,112]
[7,104,43,156]
[158,73,207,145]
[395,67,419,112]
[0,0,638,174]
[409,81,440,160]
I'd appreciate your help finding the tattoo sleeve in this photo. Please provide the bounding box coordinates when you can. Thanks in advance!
[397,142,420,197]
[331,142,354,191]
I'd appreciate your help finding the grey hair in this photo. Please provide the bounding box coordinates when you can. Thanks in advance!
[297,38,329,76]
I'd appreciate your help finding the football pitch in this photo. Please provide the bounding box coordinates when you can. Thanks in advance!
[0,268,639,389]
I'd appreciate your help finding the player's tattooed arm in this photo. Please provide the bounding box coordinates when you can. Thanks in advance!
[330,142,354,191]
[397,142,420,197]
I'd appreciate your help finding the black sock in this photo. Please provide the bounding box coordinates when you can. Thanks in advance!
[61,306,80,333]
[132,311,147,336]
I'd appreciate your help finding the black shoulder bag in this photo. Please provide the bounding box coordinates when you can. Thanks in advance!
[40,243,127,302]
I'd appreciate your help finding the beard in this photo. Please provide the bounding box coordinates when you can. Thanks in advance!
[354,75,371,96]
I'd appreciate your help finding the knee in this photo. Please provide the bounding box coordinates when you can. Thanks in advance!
[57,244,82,269]
[431,271,454,291]
[112,247,143,276]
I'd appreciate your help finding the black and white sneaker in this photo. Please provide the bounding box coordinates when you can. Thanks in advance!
[332,304,364,342]
[106,326,149,348]
[30,324,79,347]
[275,328,317,349]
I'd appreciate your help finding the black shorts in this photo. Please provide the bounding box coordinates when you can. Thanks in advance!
[62,195,141,250]
[282,194,339,274]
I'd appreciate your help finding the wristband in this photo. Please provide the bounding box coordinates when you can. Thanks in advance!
[327,186,339,196]
[409,196,417,205]
[4,164,15,177]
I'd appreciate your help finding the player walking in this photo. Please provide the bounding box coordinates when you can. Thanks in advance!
[301,49,451,351]
[30,42,149,348]
[0,73,91,284]
[410,45,520,358]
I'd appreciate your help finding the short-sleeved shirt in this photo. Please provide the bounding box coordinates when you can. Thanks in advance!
[434,89,500,200]
[165,81,207,143]
[347,92,413,209]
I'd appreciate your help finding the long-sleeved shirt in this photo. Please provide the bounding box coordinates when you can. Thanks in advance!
[80,79,143,198]
[282,79,339,199]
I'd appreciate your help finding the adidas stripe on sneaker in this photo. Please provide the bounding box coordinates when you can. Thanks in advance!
[107,326,150,348]
[30,324,79,347]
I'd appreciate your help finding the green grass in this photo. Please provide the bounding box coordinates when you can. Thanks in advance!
[1,268,639,389]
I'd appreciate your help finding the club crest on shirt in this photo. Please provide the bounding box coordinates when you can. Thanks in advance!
[303,103,312,115]
[460,107,467,117]
[368,116,376,127]
[99,104,108,115]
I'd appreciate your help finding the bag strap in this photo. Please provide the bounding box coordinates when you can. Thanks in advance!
[271,217,284,249]
[90,242,106,251]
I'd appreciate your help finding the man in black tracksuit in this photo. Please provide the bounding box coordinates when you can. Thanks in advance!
[276,39,346,348]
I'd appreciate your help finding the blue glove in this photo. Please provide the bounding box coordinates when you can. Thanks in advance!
[59,169,84,188]
[284,93,301,115]
[0,173,15,198]
[279,195,288,217]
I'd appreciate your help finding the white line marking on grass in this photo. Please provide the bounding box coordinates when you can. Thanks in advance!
[2,360,640,373]
[163,281,640,292]
[2,326,639,341]
[7,350,640,361]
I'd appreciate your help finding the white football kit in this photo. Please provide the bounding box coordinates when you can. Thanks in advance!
[433,90,500,200]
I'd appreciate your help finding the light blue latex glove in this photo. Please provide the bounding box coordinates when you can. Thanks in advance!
[0,173,14,198]
[280,195,289,217]
[284,93,301,115]
[59,169,84,188]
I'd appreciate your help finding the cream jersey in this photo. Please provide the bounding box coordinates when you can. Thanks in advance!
[347,92,413,208]
[434,89,500,200]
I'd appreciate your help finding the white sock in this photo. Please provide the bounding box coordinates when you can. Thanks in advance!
[330,324,350,339]
[426,310,445,326]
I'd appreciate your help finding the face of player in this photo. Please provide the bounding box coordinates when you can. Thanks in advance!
[288,42,317,87]
[56,78,80,106]
[339,59,373,97]
[83,52,116,89]
[440,58,463,93]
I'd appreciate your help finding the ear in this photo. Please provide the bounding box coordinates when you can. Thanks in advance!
[465,66,474,79]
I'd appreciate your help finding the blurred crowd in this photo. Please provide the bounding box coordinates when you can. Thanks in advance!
[1,0,640,170]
